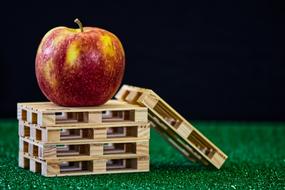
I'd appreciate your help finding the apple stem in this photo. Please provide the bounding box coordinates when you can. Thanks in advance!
[74,18,83,32]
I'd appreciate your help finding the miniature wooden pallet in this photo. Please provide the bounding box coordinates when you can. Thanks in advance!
[19,152,149,177]
[17,100,147,127]
[115,85,228,169]
[19,136,149,160]
[18,120,150,144]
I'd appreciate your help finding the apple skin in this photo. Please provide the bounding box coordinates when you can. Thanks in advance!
[35,24,125,106]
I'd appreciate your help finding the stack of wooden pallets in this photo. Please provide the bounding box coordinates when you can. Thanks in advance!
[17,100,150,177]
[17,84,228,177]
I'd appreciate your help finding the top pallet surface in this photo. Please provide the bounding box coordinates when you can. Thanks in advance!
[115,85,228,169]
[18,100,145,113]
[17,100,148,127]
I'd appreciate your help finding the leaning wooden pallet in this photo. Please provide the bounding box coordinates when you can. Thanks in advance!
[17,100,150,177]
[115,85,227,169]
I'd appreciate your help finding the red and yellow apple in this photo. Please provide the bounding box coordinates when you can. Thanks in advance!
[35,19,125,106]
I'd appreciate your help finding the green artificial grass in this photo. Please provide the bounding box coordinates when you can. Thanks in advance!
[0,119,284,189]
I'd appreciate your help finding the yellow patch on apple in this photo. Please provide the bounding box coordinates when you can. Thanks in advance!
[66,41,80,67]
[43,59,57,88]
[101,35,116,57]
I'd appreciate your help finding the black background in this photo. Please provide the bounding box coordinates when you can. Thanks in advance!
[0,0,284,121]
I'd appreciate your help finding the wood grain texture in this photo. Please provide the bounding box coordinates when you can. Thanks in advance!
[136,141,149,155]
[93,128,107,140]
[176,122,193,139]
[93,160,106,173]
[137,126,150,139]
[88,112,102,123]
[90,144,103,156]
[18,100,145,113]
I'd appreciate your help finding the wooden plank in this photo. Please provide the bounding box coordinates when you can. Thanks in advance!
[50,168,148,177]
[27,111,37,124]
[88,112,102,123]
[46,162,60,176]
[137,125,150,139]
[38,138,148,145]
[30,127,37,141]
[47,130,60,142]
[29,159,37,173]
[19,120,147,129]
[124,91,141,103]
[210,152,226,169]
[136,141,149,155]
[28,143,35,157]
[139,93,158,109]
[90,144,103,156]
[18,122,25,138]
[93,128,107,140]
[18,153,29,169]
[43,154,142,162]
[176,122,193,139]
[42,144,57,159]
[93,160,106,172]
[137,156,149,171]
[17,100,145,113]
[135,110,148,122]
[17,104,25,121]
[38,113,56,126]
[20,120,147,129]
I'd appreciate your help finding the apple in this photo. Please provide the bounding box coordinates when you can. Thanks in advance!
[35,19,125,106]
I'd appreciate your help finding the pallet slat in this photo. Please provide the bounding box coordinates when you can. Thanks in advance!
[115,84,227,169]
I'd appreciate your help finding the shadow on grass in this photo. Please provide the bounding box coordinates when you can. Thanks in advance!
[150,163,217,173]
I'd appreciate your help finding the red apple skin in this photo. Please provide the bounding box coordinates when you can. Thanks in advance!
[35,26,125,106]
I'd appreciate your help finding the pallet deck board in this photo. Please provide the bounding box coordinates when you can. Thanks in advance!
[19,120,148,129]
[18,100,145,113]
